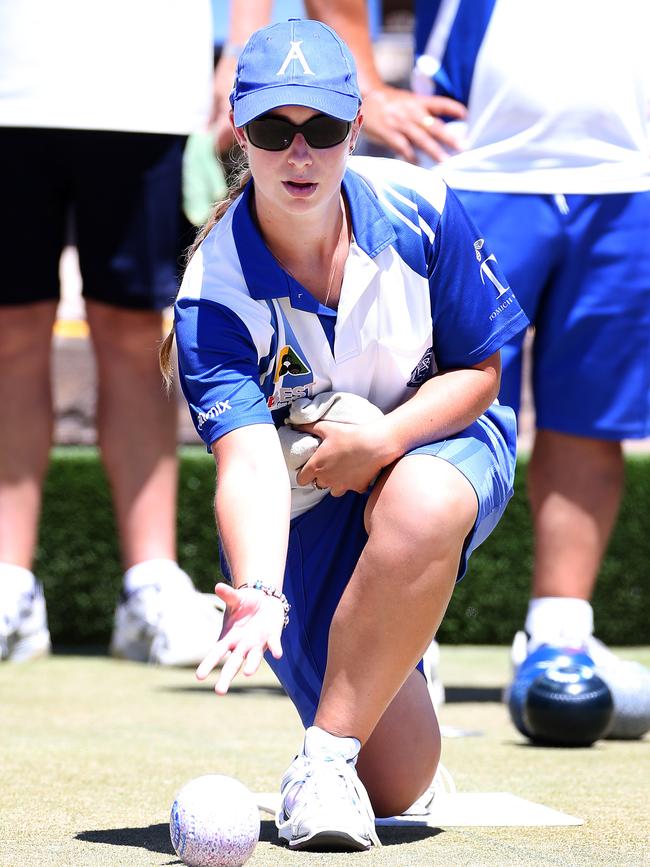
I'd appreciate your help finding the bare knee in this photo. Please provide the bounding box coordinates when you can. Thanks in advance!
[0,302,57,364]
[365,455,477,560]
[86,300,164,369]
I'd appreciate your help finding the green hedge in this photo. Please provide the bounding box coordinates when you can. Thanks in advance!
[36,447,650,647]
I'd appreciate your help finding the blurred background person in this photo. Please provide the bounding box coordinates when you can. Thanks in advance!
[302,0,650,732]
[0,0,224,664]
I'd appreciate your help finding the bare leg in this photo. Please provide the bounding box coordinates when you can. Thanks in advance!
[314,454,478,815]
[86,301,178,569]
[528,429,624,600]
[357,669,439,817]
[0,302,57,568]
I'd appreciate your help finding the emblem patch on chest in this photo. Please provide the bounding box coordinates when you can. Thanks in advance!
[275,345,311,380]
[407,347,434,388]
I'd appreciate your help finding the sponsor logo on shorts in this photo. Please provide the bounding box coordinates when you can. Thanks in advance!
[196,400,232,430]
[407,347,434,387]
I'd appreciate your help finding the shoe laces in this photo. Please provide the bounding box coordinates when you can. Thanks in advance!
[277,754,381,847]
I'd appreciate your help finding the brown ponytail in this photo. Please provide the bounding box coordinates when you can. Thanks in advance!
[159,160,252,389]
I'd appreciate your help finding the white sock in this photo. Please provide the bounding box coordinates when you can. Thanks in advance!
[123,559,191,595]
[303,725,361,763]
[283,727,362,814]
[525,597,594,650]
[0,562,37,604]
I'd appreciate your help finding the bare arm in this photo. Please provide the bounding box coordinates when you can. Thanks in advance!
[213,423,290,585]
[196,422,291,692]
[296,352,501,495]
[305,0,467,163]
[212,0,273,153]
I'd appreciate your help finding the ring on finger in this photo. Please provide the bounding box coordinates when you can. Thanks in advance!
[420,115,436,128]
[312,479,324,490]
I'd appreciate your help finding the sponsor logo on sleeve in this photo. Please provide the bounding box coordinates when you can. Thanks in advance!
[474,238,514,320]
[196,400,231,430]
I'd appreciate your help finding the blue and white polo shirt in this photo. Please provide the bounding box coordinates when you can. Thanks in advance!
[175,155,528,514]
[412,0,650,194]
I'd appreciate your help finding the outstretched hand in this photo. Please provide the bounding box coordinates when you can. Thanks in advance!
[196,583,284,694]
[361,85,466,163]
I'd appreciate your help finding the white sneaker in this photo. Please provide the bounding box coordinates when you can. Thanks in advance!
[509,630,650,740]
[109,570,225,666]
[402,762,456,816]
[0,582,51,662]
[276,727,381,851]
[423,639,445,708]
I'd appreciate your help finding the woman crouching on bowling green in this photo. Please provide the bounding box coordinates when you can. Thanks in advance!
[160,19,528,852]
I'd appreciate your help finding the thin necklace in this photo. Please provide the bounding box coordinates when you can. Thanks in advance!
[273,196,348,309]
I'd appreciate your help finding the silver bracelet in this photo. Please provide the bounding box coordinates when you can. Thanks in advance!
[238,581,291,627]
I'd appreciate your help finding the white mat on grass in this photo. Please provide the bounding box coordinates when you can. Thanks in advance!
[256,792,583,827]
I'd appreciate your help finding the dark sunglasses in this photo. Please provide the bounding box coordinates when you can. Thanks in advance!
[244,113,352,151]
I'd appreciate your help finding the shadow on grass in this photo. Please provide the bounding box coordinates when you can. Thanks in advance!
[76,819,442,854]
[77,820,284,855]
[160,683,288,696]
[445,686,503,703]
[51,645,109,657]
[77,824,176,855]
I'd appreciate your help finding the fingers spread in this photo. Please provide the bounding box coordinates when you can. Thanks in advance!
[214,582,237,605]
[267,632,283,660]
[242,646,264,677]
[215,648,246,695]
[196,639,230,680]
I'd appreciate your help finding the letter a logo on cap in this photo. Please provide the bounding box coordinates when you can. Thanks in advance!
[277,41,315,76]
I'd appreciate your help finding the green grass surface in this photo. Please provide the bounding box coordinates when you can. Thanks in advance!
[2,647,649,866]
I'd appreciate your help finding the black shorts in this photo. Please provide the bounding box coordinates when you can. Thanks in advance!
[0,127,195,310]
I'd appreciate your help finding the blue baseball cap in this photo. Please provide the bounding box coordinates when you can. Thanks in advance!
[230,18,361,127]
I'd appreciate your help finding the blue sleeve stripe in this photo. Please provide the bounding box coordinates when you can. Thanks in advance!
[383,183,438,245]
[417,0,497,105]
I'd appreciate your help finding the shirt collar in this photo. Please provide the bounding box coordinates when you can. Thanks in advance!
[232,168,396,302]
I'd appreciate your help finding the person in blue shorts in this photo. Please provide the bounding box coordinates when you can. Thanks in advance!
[303,0,650,740]
[161,19,527,850]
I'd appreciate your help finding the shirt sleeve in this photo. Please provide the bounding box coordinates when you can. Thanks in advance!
[428,186,529,370]
[175,294,274,449]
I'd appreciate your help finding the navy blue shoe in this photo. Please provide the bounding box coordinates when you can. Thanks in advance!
[507,643,613,746]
